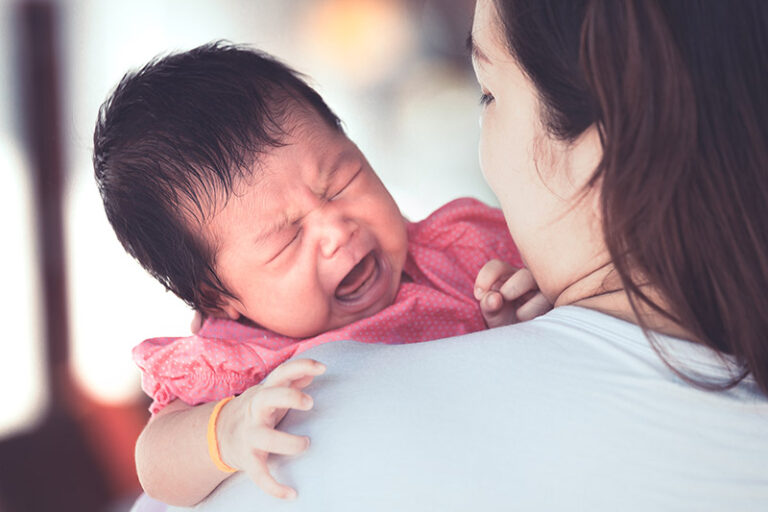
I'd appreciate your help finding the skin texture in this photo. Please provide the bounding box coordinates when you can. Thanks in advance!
[206,113,409,338]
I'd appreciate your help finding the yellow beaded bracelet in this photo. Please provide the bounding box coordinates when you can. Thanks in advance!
[207,396,237,473]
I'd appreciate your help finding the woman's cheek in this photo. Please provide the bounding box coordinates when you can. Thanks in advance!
[478,110,503,189]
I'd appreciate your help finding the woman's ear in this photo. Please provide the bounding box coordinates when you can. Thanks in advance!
[568,124,604,190]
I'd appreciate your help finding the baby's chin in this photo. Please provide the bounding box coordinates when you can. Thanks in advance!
[333,291,397,330]
[301,272,405,339]
[318,287,401,337]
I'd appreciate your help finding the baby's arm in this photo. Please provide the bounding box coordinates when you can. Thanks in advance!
[474,259,552,328]
[135,359,326,506]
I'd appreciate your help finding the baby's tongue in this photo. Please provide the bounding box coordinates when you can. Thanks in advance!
[335,253,375,299]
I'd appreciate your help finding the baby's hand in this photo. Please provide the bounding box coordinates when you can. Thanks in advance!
[216,359,326,500]
[474,259,552,328]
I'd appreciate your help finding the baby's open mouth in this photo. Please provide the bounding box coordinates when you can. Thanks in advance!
[335,252,378,301]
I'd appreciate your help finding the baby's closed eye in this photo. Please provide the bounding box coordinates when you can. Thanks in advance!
[330,168,362,200]
[267,227,302,263]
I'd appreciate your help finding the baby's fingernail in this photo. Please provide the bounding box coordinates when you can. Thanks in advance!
[303,396,314,408]
[474,286,483,299]
[285,489,297,500]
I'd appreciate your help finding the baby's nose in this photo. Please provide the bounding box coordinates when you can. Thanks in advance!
[318,210,357,258]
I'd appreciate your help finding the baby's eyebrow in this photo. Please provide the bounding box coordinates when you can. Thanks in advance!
[320,165,341,191]
[316,151,351,194]
[320,152,349,180]
[253,213,300,246]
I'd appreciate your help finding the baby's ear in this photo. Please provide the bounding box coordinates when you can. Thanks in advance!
[200,287,242,321]
[208,302,240,321]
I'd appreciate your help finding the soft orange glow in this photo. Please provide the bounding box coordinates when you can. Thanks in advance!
[299,0,414,86]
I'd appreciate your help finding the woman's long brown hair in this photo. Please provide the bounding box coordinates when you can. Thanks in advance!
[494,0,768,395]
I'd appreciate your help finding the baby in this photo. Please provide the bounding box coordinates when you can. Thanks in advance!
[94,42,550,506]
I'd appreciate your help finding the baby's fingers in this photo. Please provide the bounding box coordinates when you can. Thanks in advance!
[245,458,297,500]
[474,259,516,299]
[480,290,504,314]
[254,427,310,456]
[289,375,318,391]
[254,386,314,420]
[498,268,538,302]
[264,359,326,388]
[516,292,553,322]
[480,290,519,328]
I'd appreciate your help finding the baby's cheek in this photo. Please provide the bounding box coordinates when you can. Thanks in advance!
[276,300,332,338]
[385,216,408,265]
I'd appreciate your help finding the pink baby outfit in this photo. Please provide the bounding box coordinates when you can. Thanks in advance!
[134,198,521,413]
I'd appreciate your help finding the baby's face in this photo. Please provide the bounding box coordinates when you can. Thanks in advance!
[205,114,408,338]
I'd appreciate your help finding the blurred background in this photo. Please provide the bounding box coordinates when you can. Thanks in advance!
[0,0,493,510]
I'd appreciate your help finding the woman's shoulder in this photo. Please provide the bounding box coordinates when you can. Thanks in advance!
[189,307,768,511]
[300,305,763,399]
[533,306,757,387]
[474,306,761,396]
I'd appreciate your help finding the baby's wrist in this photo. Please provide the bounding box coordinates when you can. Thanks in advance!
[210,396,240,471]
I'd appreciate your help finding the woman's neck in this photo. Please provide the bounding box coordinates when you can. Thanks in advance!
[555,263,694,341]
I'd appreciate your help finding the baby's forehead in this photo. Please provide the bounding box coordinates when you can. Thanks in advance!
[221,119,345,195]
[199,104,350,218]
[255,112,348,172]
[282,104,344,145]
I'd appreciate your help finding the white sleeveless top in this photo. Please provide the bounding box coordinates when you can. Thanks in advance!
[171,306,768,511]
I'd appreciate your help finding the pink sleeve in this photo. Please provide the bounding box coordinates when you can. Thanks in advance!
[133,332,271,414]
[133,316,337,414]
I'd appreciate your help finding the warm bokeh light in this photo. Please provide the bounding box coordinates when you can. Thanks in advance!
[299,0,415,87]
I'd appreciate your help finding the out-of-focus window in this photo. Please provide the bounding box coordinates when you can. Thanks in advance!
[0,6,47,439]
[63,0,240,403]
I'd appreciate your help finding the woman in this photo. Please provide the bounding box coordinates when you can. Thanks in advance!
[163,1,768,510]
[470,0,768,394]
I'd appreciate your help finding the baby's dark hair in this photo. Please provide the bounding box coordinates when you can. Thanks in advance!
[93,41,342,312]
